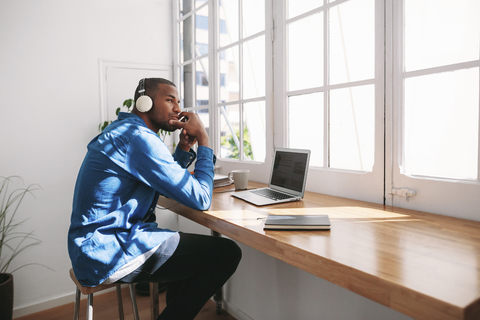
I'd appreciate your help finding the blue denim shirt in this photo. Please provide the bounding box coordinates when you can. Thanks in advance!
[68,112,215,286]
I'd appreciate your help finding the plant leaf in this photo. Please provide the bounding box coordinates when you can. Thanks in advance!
[0,176,48,274]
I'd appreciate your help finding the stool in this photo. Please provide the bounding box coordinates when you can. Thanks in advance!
[69,268,140,320]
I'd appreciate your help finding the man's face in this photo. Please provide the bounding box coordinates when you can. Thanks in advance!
[149,83,182,132]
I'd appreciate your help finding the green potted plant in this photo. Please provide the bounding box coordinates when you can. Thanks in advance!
[0,176,41,320]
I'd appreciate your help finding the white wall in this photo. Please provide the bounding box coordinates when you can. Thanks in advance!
[0,0,173,317]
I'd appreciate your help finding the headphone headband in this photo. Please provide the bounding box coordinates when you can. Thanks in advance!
[138,78,146,95]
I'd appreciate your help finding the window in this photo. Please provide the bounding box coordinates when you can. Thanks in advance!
[177,1,210,135]
[217,0,266,161]
[275,0,385,203]
[389,0,480,220]
[176,0,267,162]
[401,0,479,180]
[286,0,376,171]
[175,0,480,220]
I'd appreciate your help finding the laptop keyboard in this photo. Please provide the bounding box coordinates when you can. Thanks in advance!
[251,188,294,200]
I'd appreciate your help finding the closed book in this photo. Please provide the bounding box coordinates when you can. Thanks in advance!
[214,174,233,188]
[264,214,330,230]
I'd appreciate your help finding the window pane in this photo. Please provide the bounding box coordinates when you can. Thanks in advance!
[179,65,184,109]
[219,0,239,47]
[330,85,375,171]
[181,63,194,109]
[330,0,374,84]
[287,0,321,19]
[181,0,193,14]
[243,36,265,99]
[196,0,207,8]
[220,105,240,159]
[181,16,194,63]
[196,58,209,107]
[243,0,265,38]
[219,46,239,103]
[404,69,479,179]
[197,108,210,138]
[244,101,266,162]
[288,13,323,91]
[179,21,184,63]
[405,0,480,71]
[196,5,209,53]
[289,93,324,167]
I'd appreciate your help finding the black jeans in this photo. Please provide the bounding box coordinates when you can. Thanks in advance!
[117,233,242,320]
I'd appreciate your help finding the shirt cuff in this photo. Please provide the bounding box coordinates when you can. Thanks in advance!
[197,146,217,165]
[174,147,196,168]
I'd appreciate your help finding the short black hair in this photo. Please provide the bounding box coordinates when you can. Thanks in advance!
[133,78,176,103]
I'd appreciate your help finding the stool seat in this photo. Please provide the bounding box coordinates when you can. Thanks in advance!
[69,268,139,320]
[69,268,119,295]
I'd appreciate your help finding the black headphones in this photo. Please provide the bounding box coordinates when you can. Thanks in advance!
[136,78,153,113]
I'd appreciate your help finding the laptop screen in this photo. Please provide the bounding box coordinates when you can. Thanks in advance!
[270,150,309,193]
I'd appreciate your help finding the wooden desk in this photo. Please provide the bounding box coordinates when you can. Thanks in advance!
[158,181,480,320]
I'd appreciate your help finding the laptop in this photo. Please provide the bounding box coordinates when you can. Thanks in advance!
[232,148,310,206]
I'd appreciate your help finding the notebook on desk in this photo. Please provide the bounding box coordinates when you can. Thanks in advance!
[264,214,331,230]
[232,148,311,206]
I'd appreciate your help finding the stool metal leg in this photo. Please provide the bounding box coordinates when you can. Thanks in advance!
[128,283,140,320]
[73,287,81,320]
[116,285,125,320]
[150,282,159,320]
[87,293,93,320]
[211,230,224,314]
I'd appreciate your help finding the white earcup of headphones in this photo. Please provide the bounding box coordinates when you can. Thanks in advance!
[136,95,153,113]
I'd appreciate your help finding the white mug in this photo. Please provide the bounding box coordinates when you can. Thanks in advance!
[228,169,250,190]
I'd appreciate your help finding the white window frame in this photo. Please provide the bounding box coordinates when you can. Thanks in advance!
[273,0,386,204]
[174,0,480,221]
[386,0,480,221]
[174,0,274,180]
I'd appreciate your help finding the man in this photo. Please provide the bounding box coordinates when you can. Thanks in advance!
[68,78,242,320]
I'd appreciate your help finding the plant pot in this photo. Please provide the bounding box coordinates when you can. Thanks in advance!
[0,273,14,320]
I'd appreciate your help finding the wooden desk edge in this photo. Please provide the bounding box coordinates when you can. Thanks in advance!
[157,192,480,320]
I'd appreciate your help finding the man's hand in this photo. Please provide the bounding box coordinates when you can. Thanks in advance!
[177,128,197,151]
[169,112,210,148]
